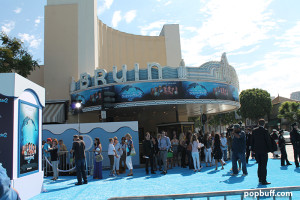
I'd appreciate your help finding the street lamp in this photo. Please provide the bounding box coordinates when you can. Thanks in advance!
[75,102,81,134]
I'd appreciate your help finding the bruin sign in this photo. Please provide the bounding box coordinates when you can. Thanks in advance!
[72,63,187,91]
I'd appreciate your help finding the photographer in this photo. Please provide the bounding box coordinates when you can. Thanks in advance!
[231,124,248,176]
[226,126,233,160]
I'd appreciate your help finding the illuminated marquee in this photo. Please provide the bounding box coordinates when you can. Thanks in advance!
[70,53,240,111]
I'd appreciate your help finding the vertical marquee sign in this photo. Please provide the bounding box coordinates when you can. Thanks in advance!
[0,94,14,179]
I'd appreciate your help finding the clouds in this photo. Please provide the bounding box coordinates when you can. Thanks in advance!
[14,7,22,14]
[238,53,300,98]
[124,10,136,24]
[1,21,15,34]
[237,20,300,97]
[181,0,276,65]
[139,20,167,36]
[275,21,300,48]
[34,16,43,27]
[18,33,42,49]
[112,11,122,28]
[97,0,114,15]
[175,0,300,97]
[112,10,137,28]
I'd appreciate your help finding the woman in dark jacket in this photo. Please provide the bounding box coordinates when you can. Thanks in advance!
[213,134,223,170]
[152,136,159,171]
[143,132,155,174]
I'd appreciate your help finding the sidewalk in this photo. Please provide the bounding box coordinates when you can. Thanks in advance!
[31,158,300,200]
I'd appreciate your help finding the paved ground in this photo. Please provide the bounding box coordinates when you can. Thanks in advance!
[286,144,295,162]
[268,143,296,163]
[31,157,300,200]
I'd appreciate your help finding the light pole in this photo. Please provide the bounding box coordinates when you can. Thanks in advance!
[75,102,81,134]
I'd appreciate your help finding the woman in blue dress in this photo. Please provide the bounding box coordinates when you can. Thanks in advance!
[93,137,103,179]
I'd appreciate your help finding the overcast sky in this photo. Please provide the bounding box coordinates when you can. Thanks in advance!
[1,0,300,98]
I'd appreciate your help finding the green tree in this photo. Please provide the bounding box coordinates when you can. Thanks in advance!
[208,111,239,128]
[0,32,39,77]
[188,116,201,128]
[239,88,272,121]
[278,101,300,124]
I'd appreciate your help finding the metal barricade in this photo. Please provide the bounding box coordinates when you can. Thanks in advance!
[108,186,300,200]
[42,150,109,176]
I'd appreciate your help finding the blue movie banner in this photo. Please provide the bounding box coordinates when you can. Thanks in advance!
[0,94,14,179]
[71,80,239,109]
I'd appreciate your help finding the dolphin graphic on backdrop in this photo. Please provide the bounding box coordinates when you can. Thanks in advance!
[120,85,144,101]
[187,83,208,93]
[120,85,144,95]
[187,83,208,98]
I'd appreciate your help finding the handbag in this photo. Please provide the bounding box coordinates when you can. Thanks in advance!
[95,154,103,162]
[130,147,136,156]
[167,149,173,158]
[187,143,192,151]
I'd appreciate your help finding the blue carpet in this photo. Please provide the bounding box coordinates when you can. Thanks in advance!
[31,159,300,200]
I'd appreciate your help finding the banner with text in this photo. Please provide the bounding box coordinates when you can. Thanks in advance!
[0,94,14,179]
[71,81,239,110]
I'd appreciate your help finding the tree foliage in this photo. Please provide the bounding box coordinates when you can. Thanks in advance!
[239,88,272,121]
[278,101,300,124]
[188,116,202,128]
[0,32,39,77]
[208,111,239,127]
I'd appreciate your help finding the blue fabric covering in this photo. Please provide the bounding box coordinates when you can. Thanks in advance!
[30,159,300,200]
[0,164,18,200]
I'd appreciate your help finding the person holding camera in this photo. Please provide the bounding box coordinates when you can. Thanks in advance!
[231,124,247,176]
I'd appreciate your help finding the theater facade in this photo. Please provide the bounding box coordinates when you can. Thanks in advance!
[28,0,240,136]
[70,53,240,135]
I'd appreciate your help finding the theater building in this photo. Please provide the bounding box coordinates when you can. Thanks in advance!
[29,0,240,136]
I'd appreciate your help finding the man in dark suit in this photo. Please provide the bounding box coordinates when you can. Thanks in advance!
[70,135,87,185]
[245,128,252,164]
[290,122,300,167]
[231,124,247,176]
[252,119,271,185]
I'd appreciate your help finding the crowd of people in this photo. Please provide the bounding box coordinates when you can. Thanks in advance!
[40,121,300,186]
[140,119,300,185]
[42,133,136,185]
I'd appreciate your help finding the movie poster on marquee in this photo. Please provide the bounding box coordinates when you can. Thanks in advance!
[115,81,181,102]
[18,100,39,176]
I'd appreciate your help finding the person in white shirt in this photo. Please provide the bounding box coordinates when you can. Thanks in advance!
[191,134,201,172]
[220,132,228,161]
[108,138,118,176]
[113,137,123,175]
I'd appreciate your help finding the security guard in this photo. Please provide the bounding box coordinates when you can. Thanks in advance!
[278,130,292,166]
[290,123,300,167]
[252,119,271,185]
